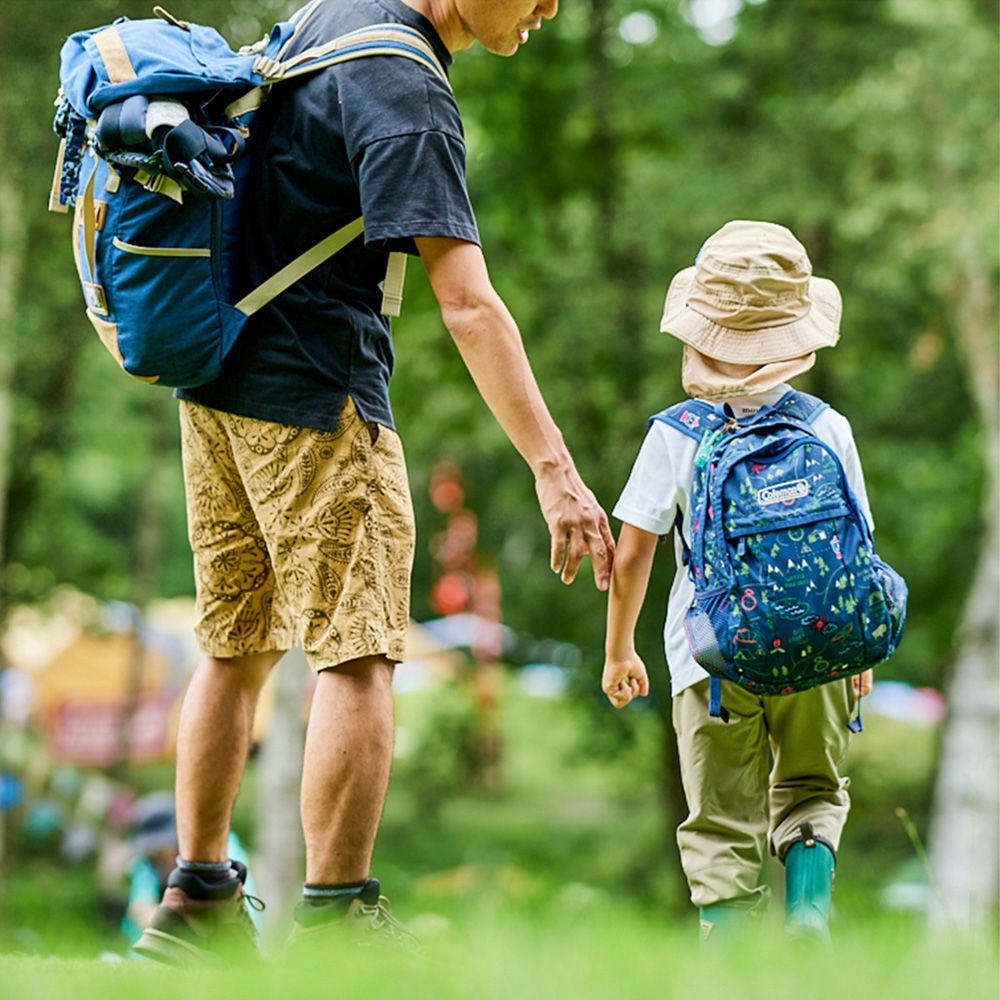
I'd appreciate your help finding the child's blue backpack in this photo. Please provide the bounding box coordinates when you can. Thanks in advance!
[651,390,907,728]
[49,3,449,387]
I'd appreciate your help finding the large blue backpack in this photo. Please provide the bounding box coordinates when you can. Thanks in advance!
[652,390,907,727]
[49,2,449,387]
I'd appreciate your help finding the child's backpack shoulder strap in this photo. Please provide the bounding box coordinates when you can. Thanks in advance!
[773,389,829,426]
[648,399,727,443]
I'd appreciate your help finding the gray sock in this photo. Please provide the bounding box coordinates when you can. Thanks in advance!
[177,856,233,882]
[302,881,368,903]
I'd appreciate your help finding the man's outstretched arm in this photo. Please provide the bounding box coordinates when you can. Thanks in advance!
[416,236,614,590]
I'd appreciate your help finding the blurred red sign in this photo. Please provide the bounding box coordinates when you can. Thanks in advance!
[45,693,175,764]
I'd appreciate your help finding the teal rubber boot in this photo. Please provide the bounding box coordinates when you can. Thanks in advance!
[783,822,835,942]
[699,899,763,944]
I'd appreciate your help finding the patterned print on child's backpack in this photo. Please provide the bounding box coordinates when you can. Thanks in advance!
[651,391,907,725]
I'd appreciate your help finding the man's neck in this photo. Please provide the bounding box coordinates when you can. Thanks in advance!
[398,0,473,52]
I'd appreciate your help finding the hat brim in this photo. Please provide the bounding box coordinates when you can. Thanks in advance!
[660,268,842,364]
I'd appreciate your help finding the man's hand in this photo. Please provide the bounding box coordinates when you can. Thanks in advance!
[853,669,874,699]
[602,652,649,709]
[535,465,615,590]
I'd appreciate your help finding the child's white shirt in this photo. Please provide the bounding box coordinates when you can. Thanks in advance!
[612,385,875,697]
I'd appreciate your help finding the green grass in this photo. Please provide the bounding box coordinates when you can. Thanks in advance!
[1,681,984,998]
[0,915,995,1000]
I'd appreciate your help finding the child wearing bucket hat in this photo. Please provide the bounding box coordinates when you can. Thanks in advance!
[603,220,883,942]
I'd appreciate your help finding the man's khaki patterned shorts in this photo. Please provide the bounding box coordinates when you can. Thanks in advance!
[179,397,415,670]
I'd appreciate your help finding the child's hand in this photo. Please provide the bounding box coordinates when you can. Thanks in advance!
[853,669,874,699]
[602,653,650,709]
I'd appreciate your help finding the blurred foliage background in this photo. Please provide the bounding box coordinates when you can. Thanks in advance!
[0,0,996,963]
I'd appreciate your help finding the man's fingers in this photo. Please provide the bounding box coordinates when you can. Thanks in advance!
[550,531,567,576]
[589,512,615,591]
[556,518,615,590]
[561,530,588,585]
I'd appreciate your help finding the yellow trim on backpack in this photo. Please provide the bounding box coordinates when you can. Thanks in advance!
[133,170,184,203]
[86,310,160,384]
[381,252,407,317]
[255,25,450,89]
[225,86,270,121]
[112,237,211,257]
[235,217,365,316]
[92,27,138,84]
[49,138,70,214]
[81,167,98,281]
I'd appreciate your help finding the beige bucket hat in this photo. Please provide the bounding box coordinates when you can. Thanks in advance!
[660,220,842,364]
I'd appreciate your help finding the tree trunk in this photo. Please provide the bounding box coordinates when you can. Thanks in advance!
[254,647,308,945]
[926,235,1000,935]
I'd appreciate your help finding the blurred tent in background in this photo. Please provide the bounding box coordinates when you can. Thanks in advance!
[2,594,469,767]
[3,594,193,766]
[33,632,181,766]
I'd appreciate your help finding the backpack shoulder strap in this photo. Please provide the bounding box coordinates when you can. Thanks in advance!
[774,389,829,426]
[253,23,450,89]
[232,23,446,320]
[225,24,450,119]
[648,399,727,443]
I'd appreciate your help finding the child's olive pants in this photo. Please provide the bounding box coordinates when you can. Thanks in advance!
[672,678,854,909]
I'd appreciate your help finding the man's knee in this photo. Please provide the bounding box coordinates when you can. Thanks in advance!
[204,650,284,691]
[319,653,395,688]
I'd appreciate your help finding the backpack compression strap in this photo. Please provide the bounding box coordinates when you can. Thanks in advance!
[231,23,450,319]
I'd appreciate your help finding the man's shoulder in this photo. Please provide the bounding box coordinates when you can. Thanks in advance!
[291,0,455,96]
[287,4,462,147]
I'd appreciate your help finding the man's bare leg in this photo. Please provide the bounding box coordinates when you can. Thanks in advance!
[175,651,282,862]
[132,652,282,964]
[301,654,395,884]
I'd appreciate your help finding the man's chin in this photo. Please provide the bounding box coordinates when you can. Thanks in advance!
[481,33,522,56]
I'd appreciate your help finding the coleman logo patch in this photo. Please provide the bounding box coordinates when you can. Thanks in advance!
[758,479,810,506]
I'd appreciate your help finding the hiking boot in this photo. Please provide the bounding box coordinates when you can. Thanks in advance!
[289,878,419,953]
[132,859,264,966]
[782,822,835,943]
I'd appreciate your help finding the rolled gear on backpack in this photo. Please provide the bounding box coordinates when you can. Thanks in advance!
[94,96,243,199]
[94,94,153,149]
[50,2,448,387]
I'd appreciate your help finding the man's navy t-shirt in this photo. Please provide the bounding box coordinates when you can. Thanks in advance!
[176,0,480,431]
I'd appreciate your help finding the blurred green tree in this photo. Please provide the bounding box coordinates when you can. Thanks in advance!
[0,3,993,895]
